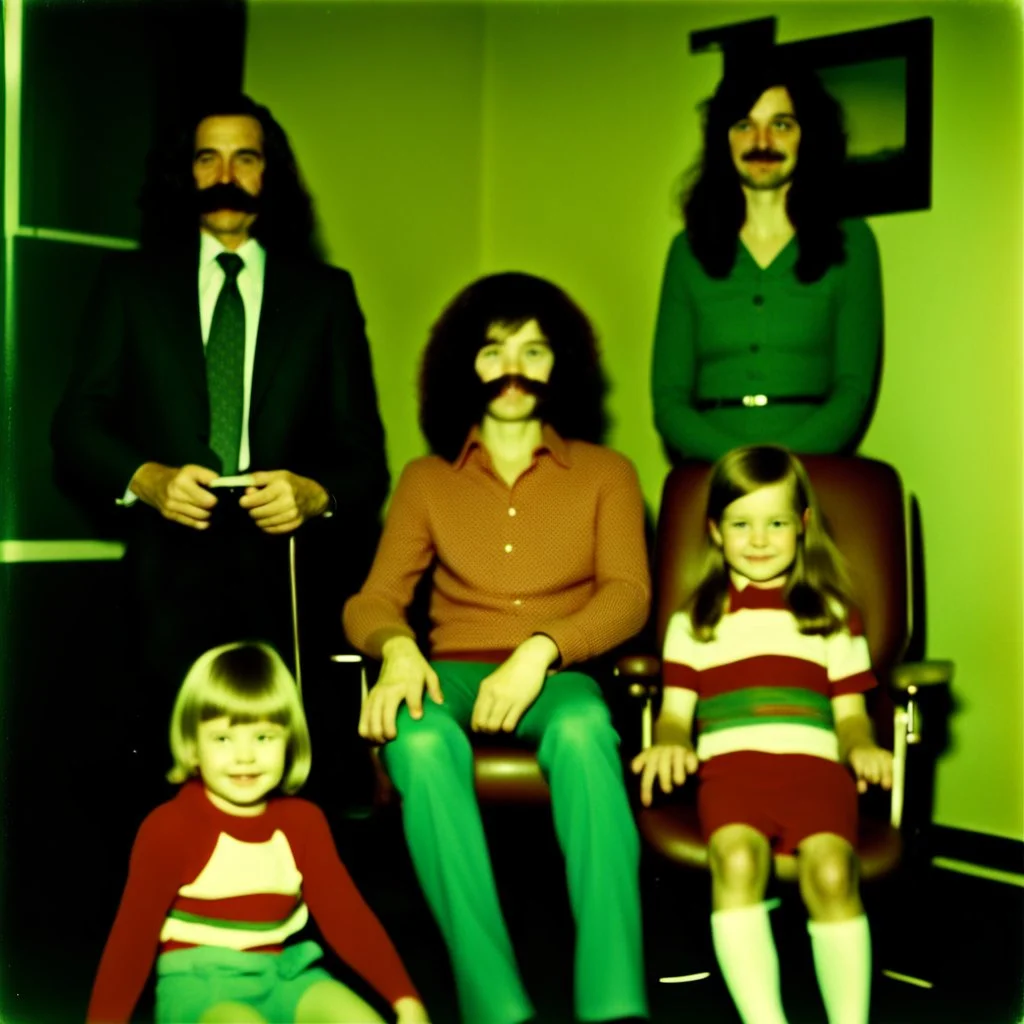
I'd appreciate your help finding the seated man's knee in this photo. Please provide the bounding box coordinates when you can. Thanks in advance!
[542,684,616,751]
[383,708,469,776]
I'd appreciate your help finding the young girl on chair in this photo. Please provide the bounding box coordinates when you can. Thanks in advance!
[632,445,892,1024]
[88,641,429,1024]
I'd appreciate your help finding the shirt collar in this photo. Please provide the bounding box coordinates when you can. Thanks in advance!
[729,576,787,611]
[199,231,265,276]
[453,423,572,471]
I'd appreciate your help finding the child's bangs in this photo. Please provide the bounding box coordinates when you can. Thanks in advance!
[709,445,804,520]
[198,645,296,727]
[198,696,292,727]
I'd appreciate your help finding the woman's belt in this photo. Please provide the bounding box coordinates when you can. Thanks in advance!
[695,394,826,411]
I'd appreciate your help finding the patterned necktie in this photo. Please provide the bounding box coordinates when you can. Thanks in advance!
[206,252,245,475]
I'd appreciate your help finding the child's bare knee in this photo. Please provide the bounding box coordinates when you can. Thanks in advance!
[709,827,769,890]
[799,838,858,905]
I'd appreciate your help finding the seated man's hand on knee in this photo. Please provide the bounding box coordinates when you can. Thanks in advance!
[359,637,444,743]
[471,635,558,734]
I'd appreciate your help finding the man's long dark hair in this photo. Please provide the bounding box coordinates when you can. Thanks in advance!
[682,55,846,283]
[138,94,323,261]
[419,273,609,462]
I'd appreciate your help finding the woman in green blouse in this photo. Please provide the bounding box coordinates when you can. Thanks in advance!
[652,57,883,462]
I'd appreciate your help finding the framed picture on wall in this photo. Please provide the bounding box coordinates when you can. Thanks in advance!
[774,18,934,218]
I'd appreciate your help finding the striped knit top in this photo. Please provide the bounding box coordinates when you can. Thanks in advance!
[343,426,651,666]
[87,780,419,1023]
[662,579,876,762]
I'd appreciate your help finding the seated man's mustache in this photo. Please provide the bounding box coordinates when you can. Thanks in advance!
[195,182,261,214]
[742,149,785,163]
[481,374,549,401]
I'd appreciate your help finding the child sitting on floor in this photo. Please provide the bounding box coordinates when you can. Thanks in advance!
[88,641,429,1024]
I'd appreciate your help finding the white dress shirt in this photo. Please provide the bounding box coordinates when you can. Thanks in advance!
[120,232,266,502]
[197,231,267,473]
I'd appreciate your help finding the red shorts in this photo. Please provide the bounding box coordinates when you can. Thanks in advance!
[698,750,858,855]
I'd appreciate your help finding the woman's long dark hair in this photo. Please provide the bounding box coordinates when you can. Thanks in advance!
[138,94,323,261]
[681,56,847,283]
[419,273,609,462]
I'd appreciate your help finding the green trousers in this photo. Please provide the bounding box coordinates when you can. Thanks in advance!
[382,663,648,1024]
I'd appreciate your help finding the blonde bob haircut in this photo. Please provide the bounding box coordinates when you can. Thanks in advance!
[167,641,312,794]
[689,445,857,641]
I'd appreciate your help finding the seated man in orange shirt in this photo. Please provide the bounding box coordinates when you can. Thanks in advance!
[344,273,651,1024]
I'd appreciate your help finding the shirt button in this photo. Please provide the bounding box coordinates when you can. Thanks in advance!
[753,294,764,306]
[750,344,760,353]
[513,598,523,606]
[508,507,517,517]
[504,543,513,553]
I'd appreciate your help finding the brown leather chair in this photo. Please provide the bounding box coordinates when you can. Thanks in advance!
[617,456,952,884]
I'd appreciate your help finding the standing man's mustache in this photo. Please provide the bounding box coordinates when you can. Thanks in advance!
[195,182,261,213]
[480,374,549,401]
[742,149,785,163]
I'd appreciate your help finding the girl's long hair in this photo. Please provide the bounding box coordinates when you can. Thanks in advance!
[689,446,856,640]
[167,641,312,794]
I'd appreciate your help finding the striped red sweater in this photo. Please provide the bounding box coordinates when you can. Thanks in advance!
[87,780,419,1023]
[663,580,877,762]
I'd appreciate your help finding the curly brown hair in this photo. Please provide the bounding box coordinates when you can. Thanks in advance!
[418,273,609,461]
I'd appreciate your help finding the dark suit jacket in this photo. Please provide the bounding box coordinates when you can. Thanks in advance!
[51,243,390,523]
[51,244,391,687]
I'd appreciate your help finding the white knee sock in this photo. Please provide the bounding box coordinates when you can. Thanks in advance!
[710,902,788,1024]
[807,915,872,1024]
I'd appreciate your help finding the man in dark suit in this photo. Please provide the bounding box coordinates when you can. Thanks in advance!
[52,95,389,774]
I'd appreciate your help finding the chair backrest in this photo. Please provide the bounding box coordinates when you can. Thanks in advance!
[654,456,910,746]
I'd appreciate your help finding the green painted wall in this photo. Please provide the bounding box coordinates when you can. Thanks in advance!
[245,0,1023,842]
[245,2,485,470]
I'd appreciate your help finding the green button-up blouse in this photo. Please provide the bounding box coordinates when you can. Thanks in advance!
[651,219,882,461]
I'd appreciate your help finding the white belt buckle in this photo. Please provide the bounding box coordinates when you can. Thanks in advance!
[742,394,768,407]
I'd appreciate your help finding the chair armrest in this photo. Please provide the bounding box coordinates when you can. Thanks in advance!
[614,654,661,749]
[328,653,398,807]
[615,654,661,678]
[330,653,370,705]
[614,654,661,700]
[890,660,954,693]
[887,660,952,829]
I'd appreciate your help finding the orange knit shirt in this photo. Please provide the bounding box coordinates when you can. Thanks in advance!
[343,426,651,666]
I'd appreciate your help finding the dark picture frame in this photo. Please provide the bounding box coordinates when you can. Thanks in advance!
[691,17,934,218]
[776,19,933,217]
